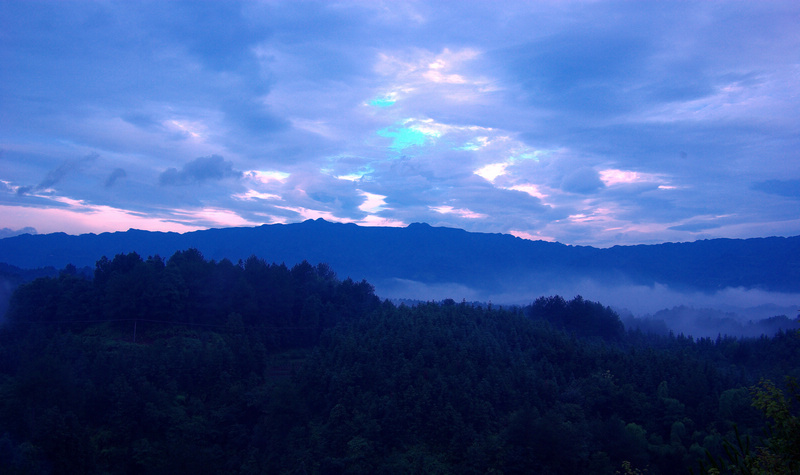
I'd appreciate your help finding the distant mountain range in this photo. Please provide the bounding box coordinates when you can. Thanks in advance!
[1,220,798,303]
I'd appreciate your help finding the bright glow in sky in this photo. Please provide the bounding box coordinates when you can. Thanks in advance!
[247,171,290,184]
[358,191,387,214]
[475,163,509,183]
[2,1,799,246]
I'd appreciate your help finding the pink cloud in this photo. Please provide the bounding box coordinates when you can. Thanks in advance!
[0,201,202,235]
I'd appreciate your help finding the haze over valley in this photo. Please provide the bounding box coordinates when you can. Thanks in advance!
[1,220,797,338]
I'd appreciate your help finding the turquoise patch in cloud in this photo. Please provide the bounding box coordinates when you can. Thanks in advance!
[377,126,427,152]
[454,143,481,151]
[369,96,396,107]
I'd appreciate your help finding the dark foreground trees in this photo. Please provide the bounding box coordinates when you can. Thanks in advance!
[0,250,798,473]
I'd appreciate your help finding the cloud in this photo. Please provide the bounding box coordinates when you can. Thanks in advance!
[358,191,387,214]
[668,222,722,232]
[430,205,487,220]
[34,153,98,192]
[502,30,651,115]
[104,168,127,188]
[508,184,547,200]
[377,124,430,153]
[560,168,604,195]
[15,186,33,197]
[599,169,664,187]
[474,163,508,183]
[751,179,800,199]
[159,155,242,186]
[1,1,800,246]
[0,201,202,236]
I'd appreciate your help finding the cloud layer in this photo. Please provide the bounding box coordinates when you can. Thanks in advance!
[1,1,799,245]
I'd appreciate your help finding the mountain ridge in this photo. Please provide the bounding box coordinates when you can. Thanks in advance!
[1,219,798,297]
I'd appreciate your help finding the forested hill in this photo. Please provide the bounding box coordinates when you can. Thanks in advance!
[1,251,798,474]
[1,219,799,294]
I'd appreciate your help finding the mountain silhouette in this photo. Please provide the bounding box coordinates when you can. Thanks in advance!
[0,219,798,298]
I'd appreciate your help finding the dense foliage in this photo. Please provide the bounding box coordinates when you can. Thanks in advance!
[0,250,798,474]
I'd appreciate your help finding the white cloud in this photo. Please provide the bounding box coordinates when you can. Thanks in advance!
[336,173,364,182]
[375,48,483,85]
[358,191,387,213]
[233,190,282,201]
[509,229,555,242]
[474,163,509,183]
[508,184,547,200]
[358,215,406,227]
[430,205,488,219]
[245,170,290,184]
[598,169,663,186]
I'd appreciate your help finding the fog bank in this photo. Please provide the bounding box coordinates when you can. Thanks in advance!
[374,276,799,338]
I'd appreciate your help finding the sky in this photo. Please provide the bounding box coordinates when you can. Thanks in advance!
[1,0,799,247]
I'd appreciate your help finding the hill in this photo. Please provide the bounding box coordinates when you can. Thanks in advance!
[1,251,798,474]
[0,219,798,302]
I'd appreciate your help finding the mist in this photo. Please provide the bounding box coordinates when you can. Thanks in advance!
[374,275,800,339]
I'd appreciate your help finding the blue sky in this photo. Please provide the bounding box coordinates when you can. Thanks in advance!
[1,0,799,246]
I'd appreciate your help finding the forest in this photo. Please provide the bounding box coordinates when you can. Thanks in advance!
[0,249,798,474]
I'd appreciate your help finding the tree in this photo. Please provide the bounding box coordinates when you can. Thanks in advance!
[749,378,800,474]
[697,378,800,475]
